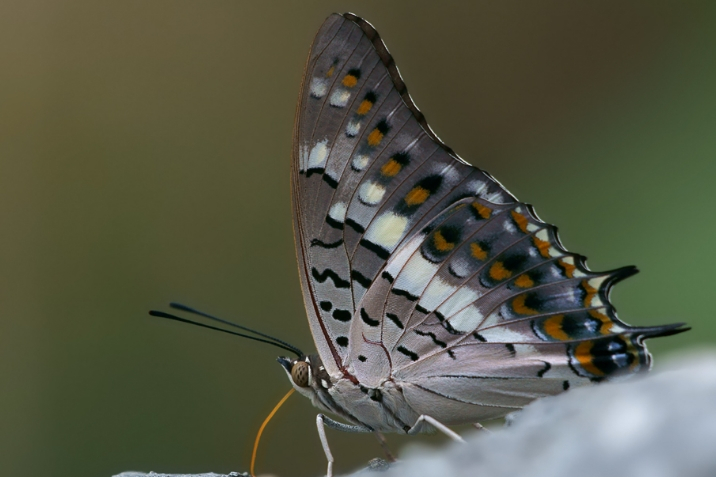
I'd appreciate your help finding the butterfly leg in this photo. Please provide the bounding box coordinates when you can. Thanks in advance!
[407,415,465,443]
[316,414,372,477]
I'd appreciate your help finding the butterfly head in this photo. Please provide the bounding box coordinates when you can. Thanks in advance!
[278,354,332,399]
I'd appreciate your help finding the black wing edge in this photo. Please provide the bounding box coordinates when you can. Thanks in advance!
[632,322,691,343]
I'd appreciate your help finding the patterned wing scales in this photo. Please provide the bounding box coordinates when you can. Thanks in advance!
[348,195,686,394]
[292,14,513,373]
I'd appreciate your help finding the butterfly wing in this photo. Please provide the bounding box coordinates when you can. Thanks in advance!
[292,14,512,376]
[348,195,685,421]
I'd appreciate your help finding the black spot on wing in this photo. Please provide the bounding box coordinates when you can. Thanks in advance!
[306,167,325,178]
[414,330,447,348]
[358,355,367,362]
[391,288,418,301]
[332,309,352,322]
[361,308,380,327]
[435,311,461,335]
[351,270,372,288]
[415,304,430,314]
[336,336,349,347]
[374,119,390,135]
[386,312,404,329]
[381,271,394,283]
[392,151,410,166]
[320,301,332,312]
[397,346,419,361]
[322,173,338,189]
[311,238,344,249]
[359,239,390,259]
[537,361,551,378]
[505,343,516,357]
[325,215,344,230]
[472,332,487,342]
[563,380,570,391]
[345,218,365,234]
[312,267,350,288]
[364,90,377,103]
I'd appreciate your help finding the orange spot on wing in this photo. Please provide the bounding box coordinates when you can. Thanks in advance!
[512,294,538,315]
[381,158,402,177]
[433,230,455,252]
[357,99,373,115]
[470,242,487,260]
[574,341,605,377]
[472,202,492,219]
[326,65,335,78]
[489,261,512,281]
[367,128,384,146]
[404,186,429,206]
[542,314,569,341]
[533,235,551,258]
[581,280,598,307]
[342,74,358,88]
[511,210,529,233]
[588,309,613,335]
[558,259,576,278]
[514,273,534,288]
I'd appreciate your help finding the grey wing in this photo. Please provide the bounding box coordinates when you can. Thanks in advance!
[349,196,684,422]
[292,13,512,376]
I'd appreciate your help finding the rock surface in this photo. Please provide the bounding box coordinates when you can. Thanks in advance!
[116,351,716,477]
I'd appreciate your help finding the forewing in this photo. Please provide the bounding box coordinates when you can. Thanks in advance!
[292,14,513,374]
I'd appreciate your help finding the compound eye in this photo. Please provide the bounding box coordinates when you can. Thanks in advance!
[291,361,310,387]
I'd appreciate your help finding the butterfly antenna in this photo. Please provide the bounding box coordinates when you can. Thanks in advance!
[250,387,295,477]
[149,310,303,357]
[167,302,304,357]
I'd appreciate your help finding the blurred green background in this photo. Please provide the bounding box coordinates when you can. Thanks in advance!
[1,1,714,476]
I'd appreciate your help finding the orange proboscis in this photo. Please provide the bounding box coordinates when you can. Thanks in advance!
[250,388,295,477]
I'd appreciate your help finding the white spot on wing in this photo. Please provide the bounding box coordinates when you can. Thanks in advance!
[418,277,456,312]
[384,234,423,277]
[468,180,487,196]
[329,89,351,107]
[328,202,347,223]
[352,154,370,171]
[365,212,408,249]
[448,305,484,332]
[346,119,361,137]
[482,190,506,203]
[561,257,586,277]
[479,326,529,343]
[308,140,329,169]
[394,254,439,297]
[358,181,386,205]
[447,256,472,279]
[437,286,480,317]
[310,78,328,98]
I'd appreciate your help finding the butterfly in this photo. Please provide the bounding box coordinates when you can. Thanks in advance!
[152,12,688,477]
